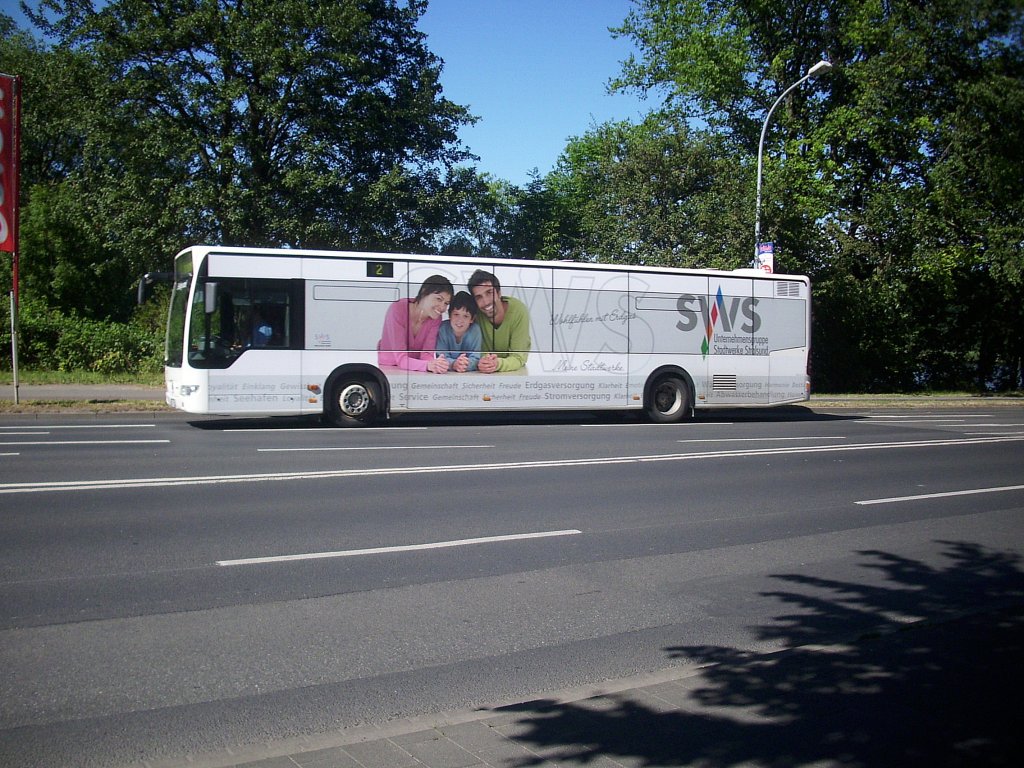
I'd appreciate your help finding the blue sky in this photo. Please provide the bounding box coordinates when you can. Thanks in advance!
[419,0,652,185]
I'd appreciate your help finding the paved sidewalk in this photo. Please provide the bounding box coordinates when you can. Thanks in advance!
[141,606,1024,768]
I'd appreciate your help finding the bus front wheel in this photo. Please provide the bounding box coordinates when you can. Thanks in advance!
[326,378,381,427]
[646,375,691,424]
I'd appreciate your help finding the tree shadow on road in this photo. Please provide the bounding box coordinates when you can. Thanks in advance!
[488,541,1024,767]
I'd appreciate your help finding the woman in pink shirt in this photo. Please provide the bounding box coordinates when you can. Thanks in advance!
[378,275,454,372]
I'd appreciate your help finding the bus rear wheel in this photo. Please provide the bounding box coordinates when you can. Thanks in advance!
[326,377,381,427]
[647,375,691,424]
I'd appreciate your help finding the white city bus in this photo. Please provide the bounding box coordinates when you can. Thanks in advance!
[162,245,810,426]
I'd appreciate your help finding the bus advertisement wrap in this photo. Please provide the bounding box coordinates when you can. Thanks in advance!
[163,247,810,423]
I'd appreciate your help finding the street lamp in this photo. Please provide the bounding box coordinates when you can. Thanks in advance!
[753,59,832,265]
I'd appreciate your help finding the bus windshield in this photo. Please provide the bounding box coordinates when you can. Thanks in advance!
[165,253,192,368]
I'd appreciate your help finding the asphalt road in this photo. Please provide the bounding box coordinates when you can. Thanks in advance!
[1,405,1023,766]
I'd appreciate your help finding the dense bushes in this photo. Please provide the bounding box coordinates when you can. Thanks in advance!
[1,298,165,375]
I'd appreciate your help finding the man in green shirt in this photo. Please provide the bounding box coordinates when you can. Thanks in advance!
[468,269,531,373]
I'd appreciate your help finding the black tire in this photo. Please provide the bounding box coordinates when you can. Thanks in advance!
[646,375,691,424]
[325,377,382,427]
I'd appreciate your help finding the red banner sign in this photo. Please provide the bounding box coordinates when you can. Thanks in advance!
[0,74,20,255]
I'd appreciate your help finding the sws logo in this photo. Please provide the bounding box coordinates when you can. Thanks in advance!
[676,288,761,358]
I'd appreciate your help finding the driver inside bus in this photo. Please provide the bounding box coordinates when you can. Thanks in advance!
[250,308,273,347]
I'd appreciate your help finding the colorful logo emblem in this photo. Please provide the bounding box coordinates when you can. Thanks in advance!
[701,287,726,358]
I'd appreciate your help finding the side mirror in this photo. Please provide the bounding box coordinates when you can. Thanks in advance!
[136,271,173,304]
[204,282,219,314]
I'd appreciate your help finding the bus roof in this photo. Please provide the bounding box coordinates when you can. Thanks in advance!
[176,244,808,282]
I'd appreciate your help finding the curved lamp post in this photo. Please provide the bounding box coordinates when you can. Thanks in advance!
[753,59,832,263]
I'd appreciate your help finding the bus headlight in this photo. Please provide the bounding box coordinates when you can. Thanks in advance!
[179,385,200,396]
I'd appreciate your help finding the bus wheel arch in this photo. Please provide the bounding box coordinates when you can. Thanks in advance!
[323,365,388,427]
[644,367,694,424]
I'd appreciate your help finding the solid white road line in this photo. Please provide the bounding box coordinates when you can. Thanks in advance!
[963,424,1024,428]
[579,422,735,427]
[677,436,847,444]
[1,435,1021,495]
[0,424,156,429]
[257,444,493,453]
[856,484,1024,505]
[856,420,970,426]
[217,529,583,567]
[862,415,991,419]
[0,440,170,447]
[224,426,429,433]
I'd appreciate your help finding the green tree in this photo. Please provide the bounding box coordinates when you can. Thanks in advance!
[14,0,475,319]
[543,114,751,268]
[431,170,558,261]
[613,0,1024,391]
